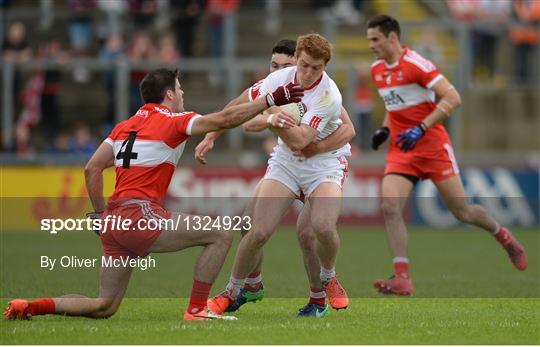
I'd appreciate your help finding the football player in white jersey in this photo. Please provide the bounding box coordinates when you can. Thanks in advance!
[207,34,351,317]
[195,39,355,316]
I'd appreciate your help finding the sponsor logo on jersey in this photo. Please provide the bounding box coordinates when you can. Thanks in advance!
[136,109,149,117]
[383,90,405,106]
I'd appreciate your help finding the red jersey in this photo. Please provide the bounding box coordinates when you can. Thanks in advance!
[371,46,451,157]
[105,103,200,206]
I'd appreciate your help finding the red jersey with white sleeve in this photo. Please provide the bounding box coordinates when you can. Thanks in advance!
[371,46,459,181]
[104,103,201,206]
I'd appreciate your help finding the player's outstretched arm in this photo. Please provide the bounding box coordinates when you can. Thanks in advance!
[194,88,253,164]
[297,106,355,158]
[243,106,297,132]
[84,142,115,213]
[190,83,304,136]
[242,113,272,132]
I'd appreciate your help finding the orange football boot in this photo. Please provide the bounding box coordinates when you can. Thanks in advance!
[183,307,237,321]
[373,275,414,296]
[4,299,31,320]
[207,291,235,315]
[324,277,349,310]
[499,227,528,271]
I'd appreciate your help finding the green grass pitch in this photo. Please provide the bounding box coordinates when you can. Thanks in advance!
[1,227,539,344]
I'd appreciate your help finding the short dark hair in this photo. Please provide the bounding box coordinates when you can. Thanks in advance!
[271,39,296,57]
[139,68,179,104]
[367,15,401,39]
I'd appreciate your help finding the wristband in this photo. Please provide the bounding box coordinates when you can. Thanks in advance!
[419,121,428,133]
[265,93,275,107]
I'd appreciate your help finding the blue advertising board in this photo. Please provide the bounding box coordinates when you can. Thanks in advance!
[413,167,539,227]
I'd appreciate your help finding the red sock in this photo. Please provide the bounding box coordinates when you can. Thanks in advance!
[245,271,262,291]
[247,271,261,280]
[309,288,326,306]
[27,298,55,316]
[394,262,409,279]
[495,227,511,246]
[187,280,212,314]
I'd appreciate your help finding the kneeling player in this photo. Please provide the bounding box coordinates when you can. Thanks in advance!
[4,68,303,321]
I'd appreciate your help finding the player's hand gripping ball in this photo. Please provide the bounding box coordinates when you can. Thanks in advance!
[266,82,304,107]
[279,102,307,125]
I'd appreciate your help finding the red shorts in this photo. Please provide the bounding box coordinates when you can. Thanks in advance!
[100,200,171,259]
[385,143,460,182]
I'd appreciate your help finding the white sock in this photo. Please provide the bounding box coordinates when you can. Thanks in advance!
[320,267,336,283]
[310,289,326,299]
[393,257,409,264]
[492,223,501,235]
[225,276,245,298]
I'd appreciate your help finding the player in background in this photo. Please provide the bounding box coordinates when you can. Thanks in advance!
[367,15,528,296]
[4,68,303,321]
[195,39,355,316]
[207,34,351,318]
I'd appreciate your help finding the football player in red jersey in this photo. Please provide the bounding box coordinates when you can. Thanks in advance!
[4,68,303,321]
[367,15,528,296]
[196,39,355,316]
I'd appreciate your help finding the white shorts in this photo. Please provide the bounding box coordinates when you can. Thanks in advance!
[264,153,349,197]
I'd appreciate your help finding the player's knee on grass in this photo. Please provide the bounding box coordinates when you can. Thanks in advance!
[90,298,119,319]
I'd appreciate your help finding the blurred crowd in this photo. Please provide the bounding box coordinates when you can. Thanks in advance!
[1,0,371,157]
[1,0,538,158]
[447,0,540,85]
[2,0,243,157]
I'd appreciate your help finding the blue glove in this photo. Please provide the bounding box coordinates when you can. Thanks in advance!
[396,124,426,152]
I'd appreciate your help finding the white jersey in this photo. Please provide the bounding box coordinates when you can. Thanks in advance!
[258,66,351,159]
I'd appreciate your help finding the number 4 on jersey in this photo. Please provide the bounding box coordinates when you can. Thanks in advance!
[116,131,138,168]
